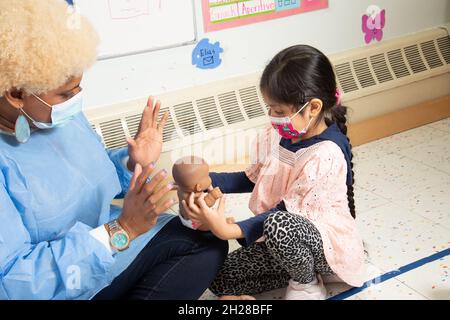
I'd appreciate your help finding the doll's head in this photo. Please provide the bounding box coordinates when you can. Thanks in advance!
[172,156,223,225]
[172,156,212,195]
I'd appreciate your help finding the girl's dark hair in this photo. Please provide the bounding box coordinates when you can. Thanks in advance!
[260,45,356,219]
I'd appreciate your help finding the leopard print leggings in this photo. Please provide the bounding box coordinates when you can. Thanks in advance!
[209,211,334,296]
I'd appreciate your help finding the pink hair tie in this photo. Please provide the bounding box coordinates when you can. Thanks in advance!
[335,89,342,105]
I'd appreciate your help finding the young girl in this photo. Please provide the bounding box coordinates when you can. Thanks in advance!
[183,45,366,300]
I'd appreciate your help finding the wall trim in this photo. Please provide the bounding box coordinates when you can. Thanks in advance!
[349,95,450,147]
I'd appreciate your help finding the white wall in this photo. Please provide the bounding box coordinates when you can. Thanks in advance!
[82,0,450,110]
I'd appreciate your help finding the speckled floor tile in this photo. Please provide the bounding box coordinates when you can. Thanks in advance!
[353,153,449,201]
[354,185,390,214]
[397,134,450,174]
[356,125,446,155]
[391,181,450,230]
[346,278,427,300]
[396,256,450,300]
[357,203,449,272]
[429,117,450,133]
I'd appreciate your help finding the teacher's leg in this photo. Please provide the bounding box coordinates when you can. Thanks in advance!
[93,217,228,300]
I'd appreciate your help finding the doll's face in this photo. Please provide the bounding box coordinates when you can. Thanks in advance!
[177,175,212,202]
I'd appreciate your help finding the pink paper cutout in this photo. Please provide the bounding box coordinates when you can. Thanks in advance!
[362,9,386,44]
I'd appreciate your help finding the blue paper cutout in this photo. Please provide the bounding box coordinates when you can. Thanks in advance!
[192,38,223,70]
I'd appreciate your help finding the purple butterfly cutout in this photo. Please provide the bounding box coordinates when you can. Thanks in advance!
[362,10,386,44]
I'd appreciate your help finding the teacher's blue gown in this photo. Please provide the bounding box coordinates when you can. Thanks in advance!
[0,113,174,299]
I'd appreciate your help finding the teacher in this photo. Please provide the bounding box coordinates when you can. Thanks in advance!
[0,0,227,300]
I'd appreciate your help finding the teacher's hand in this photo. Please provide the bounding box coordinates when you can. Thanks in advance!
[119,163,175,241]
[127,96,169,171]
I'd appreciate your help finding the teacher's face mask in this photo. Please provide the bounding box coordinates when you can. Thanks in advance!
[22,91,83,129]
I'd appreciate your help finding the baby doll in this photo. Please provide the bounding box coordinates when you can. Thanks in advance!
[172,156,234,230]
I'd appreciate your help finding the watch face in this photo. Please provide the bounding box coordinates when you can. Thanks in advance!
[111,231,129,250]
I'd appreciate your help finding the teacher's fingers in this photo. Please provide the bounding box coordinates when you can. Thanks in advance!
[140,96,155,132]
[140,168,168,196]
[152,100,161,129]
[136,163,156,194]
[145,181,174,206]
[157,111,169,133]
[153,198,175,216]
[129,163,142,192]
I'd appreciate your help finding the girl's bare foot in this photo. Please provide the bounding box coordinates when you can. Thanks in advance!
[219,295,256,300]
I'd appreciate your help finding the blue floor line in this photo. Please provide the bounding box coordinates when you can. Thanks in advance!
[328,248,450,300]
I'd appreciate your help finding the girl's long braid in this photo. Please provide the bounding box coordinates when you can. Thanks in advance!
[326,104,356,219]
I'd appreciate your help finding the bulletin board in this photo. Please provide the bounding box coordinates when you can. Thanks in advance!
[74,0,197,59]
[202,0,329,32]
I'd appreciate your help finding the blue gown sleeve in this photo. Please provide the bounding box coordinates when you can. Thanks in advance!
[106,148,133,199]
[210,172,255,194]
[0,181,115,300]
[85,118,132,199]
[236,201,287,247]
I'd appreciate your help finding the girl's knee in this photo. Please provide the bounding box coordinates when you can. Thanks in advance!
[263,211,292,236]
[263,211,292,247]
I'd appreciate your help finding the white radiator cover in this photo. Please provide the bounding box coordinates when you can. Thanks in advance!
[85,25,450,168]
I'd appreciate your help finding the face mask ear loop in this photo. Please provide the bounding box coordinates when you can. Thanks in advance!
[19,108,36,123]
[290,101,310,120]
[31,94,52,109]
[299,117,315,135]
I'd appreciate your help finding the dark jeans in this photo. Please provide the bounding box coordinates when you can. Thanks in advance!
[93,217,228,300]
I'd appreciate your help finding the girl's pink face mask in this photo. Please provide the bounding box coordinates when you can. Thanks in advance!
[270,101,312,139]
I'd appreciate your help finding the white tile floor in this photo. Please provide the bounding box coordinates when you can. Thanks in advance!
[201,117,450,300]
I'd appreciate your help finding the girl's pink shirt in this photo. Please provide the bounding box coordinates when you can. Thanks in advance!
[245,127,366,287]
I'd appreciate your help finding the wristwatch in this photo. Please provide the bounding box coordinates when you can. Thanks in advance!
[105,219,130,252]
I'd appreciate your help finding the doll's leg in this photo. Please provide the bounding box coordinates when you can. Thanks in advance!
[209,242,290,296]
[263,211,333,284]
